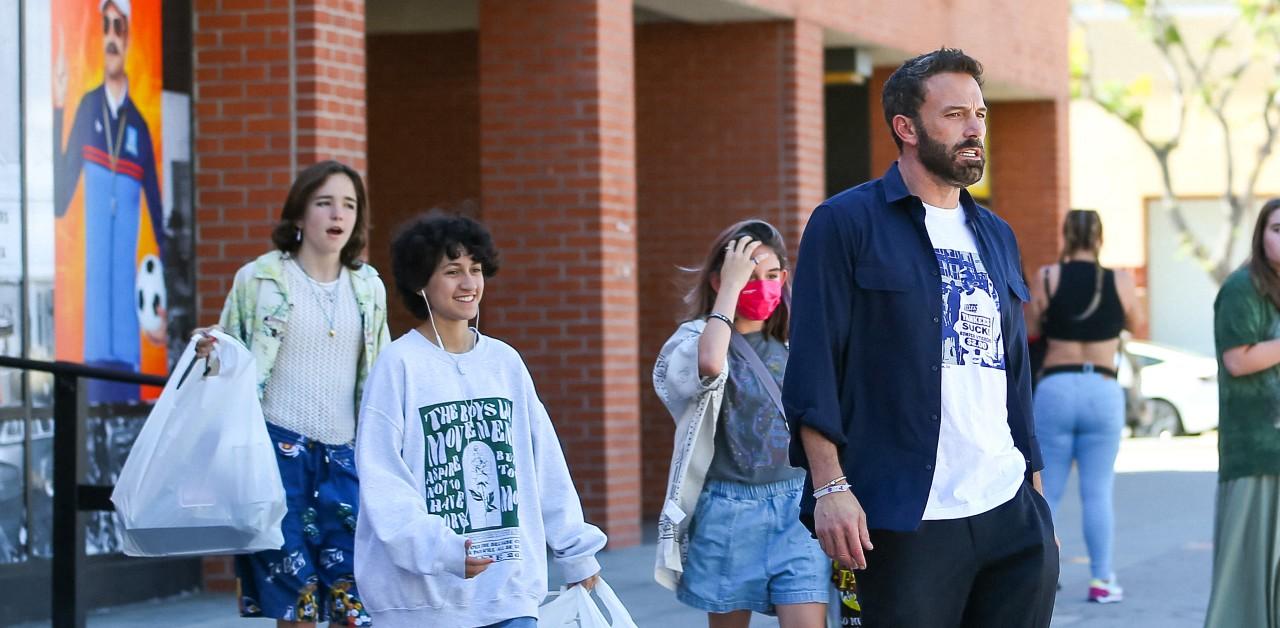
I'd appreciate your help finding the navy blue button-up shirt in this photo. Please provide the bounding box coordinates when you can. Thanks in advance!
[784,162,1042,533]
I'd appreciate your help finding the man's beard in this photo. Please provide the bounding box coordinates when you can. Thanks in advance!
[916,118,985,188]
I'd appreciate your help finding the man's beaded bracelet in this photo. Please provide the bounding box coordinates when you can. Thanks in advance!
[813,483,851,500]
[815,475,847,491]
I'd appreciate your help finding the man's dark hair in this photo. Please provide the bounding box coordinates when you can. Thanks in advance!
[390,211,501,321]
[271,160,369,269]
[881,48,984,151]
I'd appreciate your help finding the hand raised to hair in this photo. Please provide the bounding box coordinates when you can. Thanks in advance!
[719,237,764,296]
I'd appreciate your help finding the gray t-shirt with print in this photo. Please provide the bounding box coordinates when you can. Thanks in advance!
[706,332,804,485]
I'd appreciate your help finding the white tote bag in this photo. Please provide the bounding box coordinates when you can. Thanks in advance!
[111,330,285,556]
[540,578,639,628]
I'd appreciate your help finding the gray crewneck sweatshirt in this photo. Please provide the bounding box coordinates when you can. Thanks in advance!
[355,329,606,628]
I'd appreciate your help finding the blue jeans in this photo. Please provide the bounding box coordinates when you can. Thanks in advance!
[1033,371,1125,580]
[484,618,536,628]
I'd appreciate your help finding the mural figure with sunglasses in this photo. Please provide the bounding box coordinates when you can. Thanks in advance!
[52,0,166,400]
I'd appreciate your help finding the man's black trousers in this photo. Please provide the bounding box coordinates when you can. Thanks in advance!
[857,481,1059,627]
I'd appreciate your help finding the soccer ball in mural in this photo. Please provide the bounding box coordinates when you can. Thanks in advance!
[136,255,166,334]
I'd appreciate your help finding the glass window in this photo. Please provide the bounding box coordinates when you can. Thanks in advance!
[0,0,25,567]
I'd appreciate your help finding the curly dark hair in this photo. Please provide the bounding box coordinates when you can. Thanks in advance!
[882,48,984,151]
[270,160,369,269]
[391,212,501,321]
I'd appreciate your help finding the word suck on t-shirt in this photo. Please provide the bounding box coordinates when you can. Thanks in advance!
[936,248,1005,371]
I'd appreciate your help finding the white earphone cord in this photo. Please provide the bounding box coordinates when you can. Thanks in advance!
[420,290,450,354]
[419,289,479,352]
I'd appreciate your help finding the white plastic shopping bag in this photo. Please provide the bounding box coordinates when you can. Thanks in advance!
[111,330,285,556]
[540,578,639,628]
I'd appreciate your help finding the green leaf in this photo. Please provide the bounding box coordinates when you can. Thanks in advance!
[1120,0,1148,14]
[1094,78,1151,131]
[1239,0,1262,23]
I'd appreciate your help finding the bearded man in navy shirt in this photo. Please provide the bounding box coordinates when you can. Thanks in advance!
[784,48,1058,627]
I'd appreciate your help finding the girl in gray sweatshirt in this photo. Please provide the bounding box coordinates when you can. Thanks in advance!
[355,213,605,628]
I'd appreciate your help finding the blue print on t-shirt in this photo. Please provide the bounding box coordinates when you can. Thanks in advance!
[936,248,1005,370]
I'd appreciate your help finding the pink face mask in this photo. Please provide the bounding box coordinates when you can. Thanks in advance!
[736,279,783,321]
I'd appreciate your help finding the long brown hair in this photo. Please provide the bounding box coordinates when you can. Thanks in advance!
[1248,198,1280,311]
[683,219,791,343]
[1060,209,1105,321]
[270,160,369,269]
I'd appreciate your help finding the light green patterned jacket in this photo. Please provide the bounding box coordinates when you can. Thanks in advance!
[217,250,391,408]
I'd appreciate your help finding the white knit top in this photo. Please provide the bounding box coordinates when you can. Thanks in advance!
[261,260,362,444]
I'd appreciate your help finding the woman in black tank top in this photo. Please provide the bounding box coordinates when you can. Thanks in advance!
[1025,210,1141,604]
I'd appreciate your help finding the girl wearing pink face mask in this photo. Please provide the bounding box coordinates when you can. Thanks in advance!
[653,220,829,628]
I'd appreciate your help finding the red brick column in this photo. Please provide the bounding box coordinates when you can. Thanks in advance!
[479,0,641,547]
[989,99,1070,274]
[192,0,367,589]
[868,66,900,177]
[786,20,826,243]
[635,19,824,517]
[192,0,366,325]
[295,2,367,170]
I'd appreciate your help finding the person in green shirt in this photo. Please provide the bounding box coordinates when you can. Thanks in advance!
[1205,198,1280,628]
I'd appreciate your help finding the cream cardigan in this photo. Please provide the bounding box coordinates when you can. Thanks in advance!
[652,319,728,591]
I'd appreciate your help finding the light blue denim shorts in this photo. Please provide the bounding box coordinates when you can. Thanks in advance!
[677,477,831,615]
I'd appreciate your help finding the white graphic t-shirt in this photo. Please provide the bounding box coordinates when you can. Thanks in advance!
[922,202,1026,520]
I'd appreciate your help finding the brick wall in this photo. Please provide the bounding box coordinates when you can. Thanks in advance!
[989,100,1070,275]
[478,0,641,546]
[868,66,900,178]
[296,1,366,169]
[785,20,827,244]
[366,31,480,335]
[634,20,824,517]
[193,0,367,324]
[716,0,1069,101]
[193,0,367,590]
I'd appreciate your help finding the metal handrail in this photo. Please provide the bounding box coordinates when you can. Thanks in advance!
[0,355,166,387]
[0,354,168,628]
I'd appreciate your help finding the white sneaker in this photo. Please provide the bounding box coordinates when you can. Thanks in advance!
[1088,575,1124,604]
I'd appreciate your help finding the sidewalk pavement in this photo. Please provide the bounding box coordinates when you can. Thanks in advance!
[15,536,754,628]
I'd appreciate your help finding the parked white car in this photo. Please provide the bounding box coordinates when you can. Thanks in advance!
[1118,339,1219,437]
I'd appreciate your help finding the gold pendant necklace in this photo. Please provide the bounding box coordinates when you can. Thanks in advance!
[293,259,339,337]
